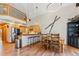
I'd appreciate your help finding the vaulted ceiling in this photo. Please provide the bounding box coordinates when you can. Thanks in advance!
[9,3,76,19]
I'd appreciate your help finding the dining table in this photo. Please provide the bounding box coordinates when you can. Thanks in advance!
[41,34,64,53]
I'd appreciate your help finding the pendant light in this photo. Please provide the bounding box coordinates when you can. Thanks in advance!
[27,5,31,22]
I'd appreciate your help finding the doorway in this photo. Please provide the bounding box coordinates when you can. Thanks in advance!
[0,23,8,46]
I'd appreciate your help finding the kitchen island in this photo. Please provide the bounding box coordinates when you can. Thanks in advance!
[22,34,40,47]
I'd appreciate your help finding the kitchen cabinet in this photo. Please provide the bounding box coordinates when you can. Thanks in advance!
[67,21,79,48]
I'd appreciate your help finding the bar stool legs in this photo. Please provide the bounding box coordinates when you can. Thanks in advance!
[28,37,31,47]
[28,36,40,47]
[28,37,35,47]
[33,37,35,45]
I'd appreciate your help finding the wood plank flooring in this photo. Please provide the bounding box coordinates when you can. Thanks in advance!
[0,42,79,56]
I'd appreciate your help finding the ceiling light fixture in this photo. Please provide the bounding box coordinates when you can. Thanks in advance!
[47,3,52,9]
[47,3,62,9]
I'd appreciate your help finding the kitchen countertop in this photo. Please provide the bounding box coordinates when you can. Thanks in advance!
[22,34,40,36]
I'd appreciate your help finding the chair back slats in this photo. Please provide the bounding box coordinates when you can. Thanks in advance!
[40,34,64,53]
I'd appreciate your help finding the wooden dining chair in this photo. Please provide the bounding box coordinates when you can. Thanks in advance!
[41,34,50,49]
[50,34,61,53]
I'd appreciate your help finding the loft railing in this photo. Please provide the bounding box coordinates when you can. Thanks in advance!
[0,4,27,22]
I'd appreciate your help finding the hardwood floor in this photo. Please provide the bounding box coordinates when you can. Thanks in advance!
[0,42,79,56]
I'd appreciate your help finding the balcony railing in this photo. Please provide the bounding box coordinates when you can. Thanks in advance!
[0,4,27,22]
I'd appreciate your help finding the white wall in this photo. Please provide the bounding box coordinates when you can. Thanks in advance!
[11,3,79,44]
[28,4,78,44]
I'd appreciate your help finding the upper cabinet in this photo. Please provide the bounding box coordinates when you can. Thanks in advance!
[0,4,27,22]
[28,25,41,34]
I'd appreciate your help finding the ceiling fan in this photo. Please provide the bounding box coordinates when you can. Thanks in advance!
[45,16,61,34]
[47,3,62,9]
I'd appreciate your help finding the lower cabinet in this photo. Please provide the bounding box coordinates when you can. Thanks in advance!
[67,22,79,48]
[67,37,79,48]
[22,36,40,47]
